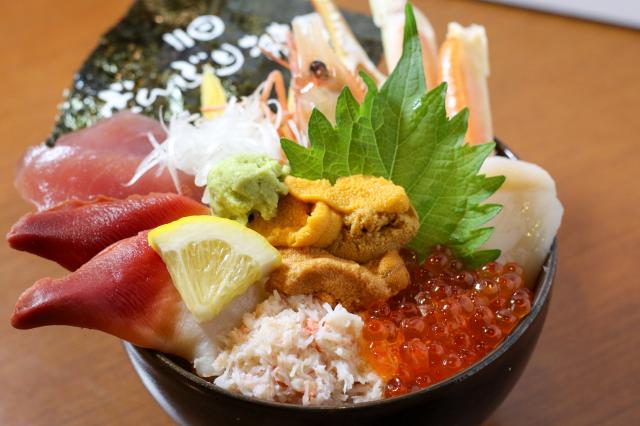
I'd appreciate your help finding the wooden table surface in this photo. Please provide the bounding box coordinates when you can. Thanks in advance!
[1,1,638,425]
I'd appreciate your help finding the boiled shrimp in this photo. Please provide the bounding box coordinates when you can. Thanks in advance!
[311,0,386,84]
[289,13,367,133]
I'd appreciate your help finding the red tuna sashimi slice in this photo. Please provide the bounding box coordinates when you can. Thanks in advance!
[15,112,202,210]
[16,146,201,210]
[11,232,218,363]
[54,111,166,156]
[7,193,209,271]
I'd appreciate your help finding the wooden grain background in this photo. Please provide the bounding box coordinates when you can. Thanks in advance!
[1,1,638,425]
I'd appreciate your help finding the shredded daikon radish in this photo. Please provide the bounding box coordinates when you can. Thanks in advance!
[127,85,283,204]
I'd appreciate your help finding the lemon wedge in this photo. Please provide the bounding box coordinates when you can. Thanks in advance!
[148,216,281,322]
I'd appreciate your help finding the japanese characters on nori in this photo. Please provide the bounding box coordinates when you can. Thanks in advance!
[50,0,382,145]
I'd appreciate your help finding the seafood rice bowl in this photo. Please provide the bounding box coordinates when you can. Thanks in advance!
[8,0,562,409]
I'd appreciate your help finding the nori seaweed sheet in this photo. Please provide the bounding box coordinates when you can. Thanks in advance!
[49,0,382,145]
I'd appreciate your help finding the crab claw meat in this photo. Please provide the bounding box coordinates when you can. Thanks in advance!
[7,193,209,271]
[479,157,563,285]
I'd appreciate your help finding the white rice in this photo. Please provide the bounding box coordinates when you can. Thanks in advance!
[211,292,383,405]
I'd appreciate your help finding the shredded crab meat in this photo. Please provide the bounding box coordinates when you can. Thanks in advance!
[127,85,284,203]
[210,292,383,406]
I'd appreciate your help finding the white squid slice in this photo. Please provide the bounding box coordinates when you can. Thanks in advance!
[480,157,563,286]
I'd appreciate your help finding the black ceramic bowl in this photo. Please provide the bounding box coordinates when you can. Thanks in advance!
[125,142,556,426]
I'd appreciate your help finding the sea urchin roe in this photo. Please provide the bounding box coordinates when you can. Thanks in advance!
[283,175,419,263]
[360,246,531,398]
[250,195,342,248]
[285,175,410,214]
[267,248,410,311]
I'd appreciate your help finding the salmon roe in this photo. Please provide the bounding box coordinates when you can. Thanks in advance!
[360,246,532,398]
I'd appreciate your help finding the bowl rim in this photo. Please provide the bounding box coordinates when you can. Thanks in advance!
[129,140,558,411]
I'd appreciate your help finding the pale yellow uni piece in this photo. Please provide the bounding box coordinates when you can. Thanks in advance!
[250,195,342,249]
[291,202,342,247]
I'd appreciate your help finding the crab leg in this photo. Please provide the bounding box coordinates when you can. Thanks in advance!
[438,23,494,145]
[369,0,438,88]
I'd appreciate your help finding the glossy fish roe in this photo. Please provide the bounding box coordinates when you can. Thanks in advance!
[360,246,532,398]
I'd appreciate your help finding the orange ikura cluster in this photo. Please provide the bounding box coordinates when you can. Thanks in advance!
[360,246,532,398]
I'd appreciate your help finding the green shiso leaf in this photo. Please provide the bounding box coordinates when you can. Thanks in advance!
[281,3,504,264]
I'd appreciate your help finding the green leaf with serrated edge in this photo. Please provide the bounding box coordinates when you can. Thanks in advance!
[281,137,324,180]
[281,3,504,263]
[465,249,502,269]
